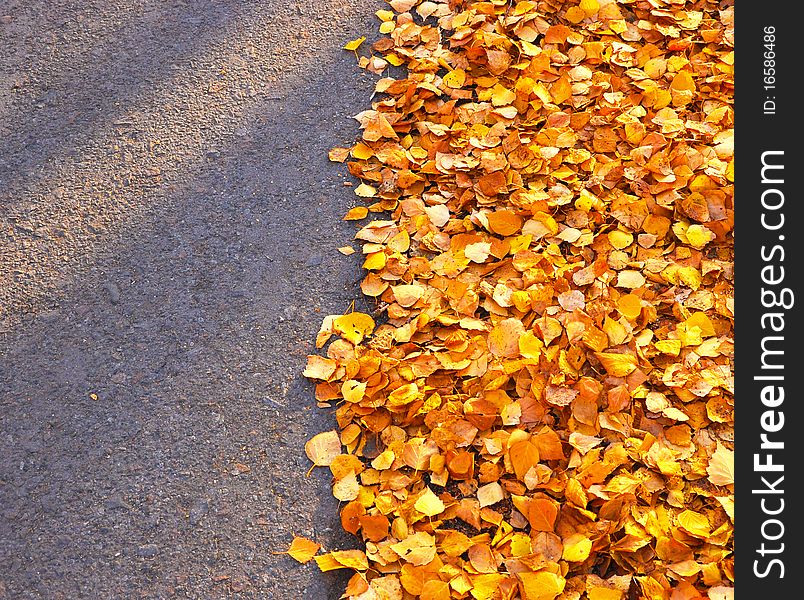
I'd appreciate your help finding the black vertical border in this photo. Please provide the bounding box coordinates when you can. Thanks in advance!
[736,1,799,596]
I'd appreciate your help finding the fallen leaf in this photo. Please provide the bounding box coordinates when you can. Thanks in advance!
[286,536,320,564]
[343,36,366,51]
[333,312,375,344]
[561,533,592,562]
[707,442,734,486]
[304,1,735,595]
[414,487,445,517]
[477,482,504,507]
[519,571,566,600]
[305,430,341,467]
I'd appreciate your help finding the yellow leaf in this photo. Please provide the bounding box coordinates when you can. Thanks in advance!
[509,532,532,557]
[686,224,714,249]
[678,266,702,289]
[303,355,337,380]
[352,142,373,160]
[414,487,445,517]
[333,312,375,344]
[594,352,637,377]
[671,70,696,93]
[519,571,566,600]
[617,294,642,320]
[565,6,586,23]
[343,36,366,51]
[603,316,628,346]
[608,230,633,249]
[381,53,403,68]
[491,83,517,106]
[354,183,376,198]
[336,550,370,571]
[465,241,491,263]
[305,430,342,467]
[588,588,624,600]
[341,379,366,403]
[344,206,369,220]
[391,531,437,566]
[314,553,344,572]
[561,533,592,562]
[471,574,507,600]
[511,290,532,312]
[387,382,421,407]
[363,251,386,270]
[518,331,543,359]
[677,509,711,538]
[477,482,504,507]
[685,311,716,337]
[333,471,360,501]
[655,339,682,356]
[443,68,466,88]
[707,441,734,486]
[371,450,396,470]
[286,536,320,564]
[580,0,600,16]
[328,147,350,162]
[716,495,734,521]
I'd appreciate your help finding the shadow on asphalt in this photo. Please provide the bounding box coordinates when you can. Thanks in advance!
[0,0,384,597]
[1,1,248,185]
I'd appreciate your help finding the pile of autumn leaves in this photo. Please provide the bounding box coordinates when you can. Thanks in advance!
[293,1,734,599]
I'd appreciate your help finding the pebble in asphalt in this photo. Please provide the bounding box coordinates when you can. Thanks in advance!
[0,0,383,597]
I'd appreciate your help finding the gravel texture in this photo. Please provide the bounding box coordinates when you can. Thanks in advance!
[0,1,381,597]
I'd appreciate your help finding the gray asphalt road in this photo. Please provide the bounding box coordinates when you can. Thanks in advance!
[0,1,381,597]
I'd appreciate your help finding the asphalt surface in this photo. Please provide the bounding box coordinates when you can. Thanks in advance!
[0,1,382,597]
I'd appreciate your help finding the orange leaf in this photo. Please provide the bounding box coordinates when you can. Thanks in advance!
[286,536,320,564]
[509,440,540,481]
[527,497,558,531]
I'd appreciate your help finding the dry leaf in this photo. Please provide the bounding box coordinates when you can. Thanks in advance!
[304,1,734,597]
[343,36,366,51]
[305,430,341,467]
[707,442,734,486]
[286,536,320,564]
